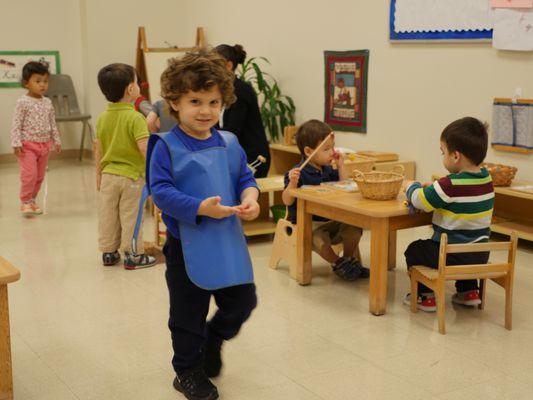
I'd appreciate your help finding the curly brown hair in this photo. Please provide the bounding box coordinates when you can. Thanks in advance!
[160,48,236,122]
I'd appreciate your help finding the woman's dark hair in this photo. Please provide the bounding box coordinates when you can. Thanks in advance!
[97,63,136,102]
[21,61,49,83]
[440,117,488,165]
[215,44,247,71]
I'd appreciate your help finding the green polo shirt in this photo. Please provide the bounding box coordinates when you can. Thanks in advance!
[96,103,149,180]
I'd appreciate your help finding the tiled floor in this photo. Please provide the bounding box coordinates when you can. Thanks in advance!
[1,159,533,400]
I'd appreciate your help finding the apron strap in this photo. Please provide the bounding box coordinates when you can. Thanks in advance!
[132,185,151,256]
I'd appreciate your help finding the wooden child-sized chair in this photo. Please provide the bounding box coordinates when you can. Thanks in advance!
[409,232,518,334]
[269,207,361,280]
[269,209,298,279]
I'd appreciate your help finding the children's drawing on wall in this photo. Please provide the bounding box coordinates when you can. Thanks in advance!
[0,51,60,87]
[324,50,368,133]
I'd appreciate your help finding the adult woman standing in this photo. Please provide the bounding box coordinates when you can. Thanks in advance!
[215,44,270,177]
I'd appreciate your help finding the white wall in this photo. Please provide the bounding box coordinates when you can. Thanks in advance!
[80,0,189,131]
[1,0,531,181]
[0,0,188,155]
[183,0,533,181]
[0,0,85,154]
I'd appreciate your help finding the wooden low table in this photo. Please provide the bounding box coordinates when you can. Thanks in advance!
[288,187,432,315]
[0,257,20,400]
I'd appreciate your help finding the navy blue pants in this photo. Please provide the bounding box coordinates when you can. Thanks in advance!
[163,234,257,373]
[404,239,489,294]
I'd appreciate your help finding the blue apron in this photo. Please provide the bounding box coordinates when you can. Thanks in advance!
[133,129,254,290]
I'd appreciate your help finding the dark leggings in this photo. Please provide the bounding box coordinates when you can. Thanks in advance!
[404,239,489,294]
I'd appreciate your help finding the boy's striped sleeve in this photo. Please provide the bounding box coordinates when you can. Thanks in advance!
[407,177,451,212]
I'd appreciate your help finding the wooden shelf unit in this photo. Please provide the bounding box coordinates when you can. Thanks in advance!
[269,143,416,179]
[242,175,285,237]
[491,183,533,242]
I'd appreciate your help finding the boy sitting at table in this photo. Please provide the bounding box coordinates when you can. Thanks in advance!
[402,117,494,312]
[282,119,368,281]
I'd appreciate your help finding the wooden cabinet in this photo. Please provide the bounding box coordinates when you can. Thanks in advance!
[242,176,285,237]
[491,184,533,242]
[269,143,416,179]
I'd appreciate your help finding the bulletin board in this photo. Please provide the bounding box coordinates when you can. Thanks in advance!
[389,0,493,41]
[136,26,205,102]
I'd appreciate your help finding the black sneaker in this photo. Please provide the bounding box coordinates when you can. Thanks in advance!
[332,257,358,281]
[123,252,157,270]
[102,251,120,266]
[173,367,219,400]
[203,329,223,378]
[351,259,370,278]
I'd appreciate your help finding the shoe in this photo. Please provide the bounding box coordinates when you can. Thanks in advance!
[123,252,157,270]
[403,292,437,312]
[173,367,219,400]
[350,259,370,278]
[332,257,359,281]
[20,203,36,217]
[203,328,223,378]
[30,203,43,215]
[102,251,121,266]
[452,290,481,306]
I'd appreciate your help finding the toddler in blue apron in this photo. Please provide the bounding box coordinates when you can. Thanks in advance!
[135,50,260,400]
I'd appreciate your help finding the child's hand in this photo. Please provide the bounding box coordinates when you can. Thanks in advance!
[55,143,62,154]
[402,179,414,193]
[288,167,301,187]
[146,112,160,133]
[235,198,260,221]
[198,196,238,219]
[333,149,344,166]
[13,147,22,157]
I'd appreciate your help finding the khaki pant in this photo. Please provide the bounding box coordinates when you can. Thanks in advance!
[312,221,362,253]
[98,173,145,253]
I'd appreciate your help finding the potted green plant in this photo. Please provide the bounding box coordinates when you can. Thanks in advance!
[238,57,296,142]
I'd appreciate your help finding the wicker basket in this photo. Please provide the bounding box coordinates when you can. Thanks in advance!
[352,165,404,200]
[344,154,376,174]
[482,163,518,186]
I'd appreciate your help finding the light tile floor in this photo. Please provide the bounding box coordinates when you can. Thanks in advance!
[1,159,533,400]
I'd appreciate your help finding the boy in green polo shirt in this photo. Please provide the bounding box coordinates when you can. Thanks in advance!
[95,63,155,269]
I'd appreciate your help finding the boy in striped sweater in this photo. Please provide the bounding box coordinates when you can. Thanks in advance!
[403,117,494,312]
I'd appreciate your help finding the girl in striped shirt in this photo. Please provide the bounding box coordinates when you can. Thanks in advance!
[11,62,61,216]
[403,117,494,312]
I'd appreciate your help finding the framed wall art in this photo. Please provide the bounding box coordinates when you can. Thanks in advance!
[0,51,61,88]
[324,50,369,133]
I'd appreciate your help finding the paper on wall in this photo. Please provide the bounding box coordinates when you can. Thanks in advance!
[493,8,533,50]
[394,0,493,33]
[492,0,533,8]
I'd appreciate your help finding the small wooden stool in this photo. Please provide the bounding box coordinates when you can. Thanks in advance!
[269,216,362,280]
[0,256,21,400]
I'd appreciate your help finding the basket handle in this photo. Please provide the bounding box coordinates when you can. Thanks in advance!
[392,164,405,176]
[352,169,366,181]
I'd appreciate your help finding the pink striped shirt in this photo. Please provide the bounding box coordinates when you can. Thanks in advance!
[11,95,61,147]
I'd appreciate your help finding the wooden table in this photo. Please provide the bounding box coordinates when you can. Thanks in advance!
[289,187,432,315]
[0,257,20,400]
